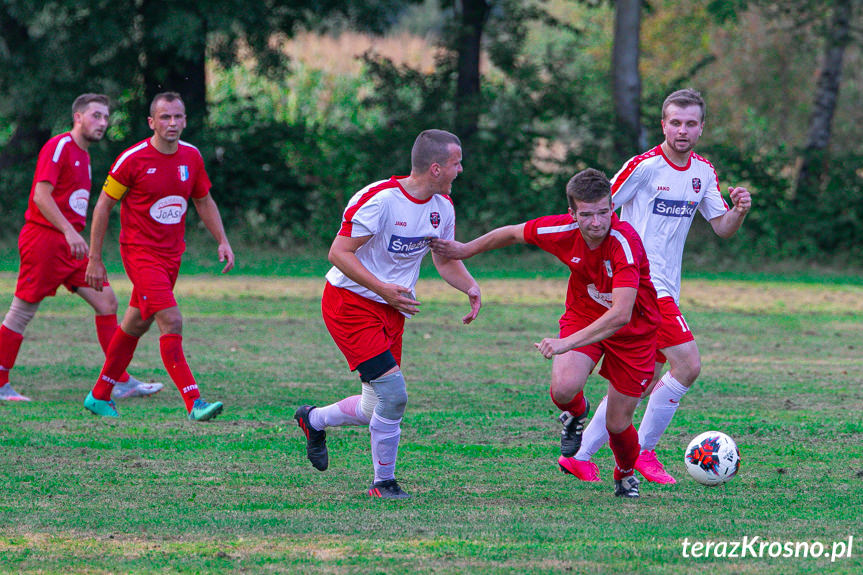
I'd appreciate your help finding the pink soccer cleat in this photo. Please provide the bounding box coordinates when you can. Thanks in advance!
[634,450,677,484]
[558,456,601,482]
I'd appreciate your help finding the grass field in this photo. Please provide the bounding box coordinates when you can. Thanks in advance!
[0,269,861,574]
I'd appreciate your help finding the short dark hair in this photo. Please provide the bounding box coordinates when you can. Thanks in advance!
[411,129,462,172]
[565,168,611,209]
[72,93,110,115]
[662,88,706,122]
[149,91,185,117]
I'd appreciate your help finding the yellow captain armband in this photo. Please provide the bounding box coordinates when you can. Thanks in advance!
[102,175,128,200]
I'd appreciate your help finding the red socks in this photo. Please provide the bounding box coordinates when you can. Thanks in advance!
[0,325,24,375]
[159,334,200,412]
[92,329,140,400]
[94,314,131,383]
[550,388,587,417]
[609,424,640,480]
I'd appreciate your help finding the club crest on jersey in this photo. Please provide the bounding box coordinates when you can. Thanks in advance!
[178,165,189,182]
[692,177,702,194]
[604,260,613,278]
[429,211,441,229]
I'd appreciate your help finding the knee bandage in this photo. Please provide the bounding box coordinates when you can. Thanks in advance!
[360,383,377,419]
[2,297,40,334]
[369,371,408,420]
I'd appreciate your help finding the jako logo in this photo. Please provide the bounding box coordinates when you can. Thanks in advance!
[653,198,698,218]
[388,234,429,254]
[395,221,407,227]
[656,186,670,191]
[149,195,188,224]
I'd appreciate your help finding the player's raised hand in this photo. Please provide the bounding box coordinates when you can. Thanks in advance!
[380,283,421,317]
[462,285,482,324]
[534,337,569,359]
[64,229,88,260]
[728,186,751,215]
[218,241,235,273]
[429,238,471,260]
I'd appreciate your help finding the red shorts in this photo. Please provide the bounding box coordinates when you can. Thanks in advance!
[559,315,657,398]
[322,282,404,371]
[121,245,180,321]
[15,222,109,303]
[655,297,695,363]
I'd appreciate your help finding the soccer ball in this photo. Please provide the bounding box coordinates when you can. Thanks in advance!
[684,431,740,486]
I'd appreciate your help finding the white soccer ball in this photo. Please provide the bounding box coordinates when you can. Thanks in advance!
[684,431,740,486]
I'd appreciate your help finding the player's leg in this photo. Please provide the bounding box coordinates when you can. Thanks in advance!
[598,334,654,498]
[76,285,164,399]
[151,305,220,421]
[366,356,410,499]
[550,347,596,458]
[634,298,699,483]
[606,385,641,498]
[0,297,40,401]
[85,305,153,417]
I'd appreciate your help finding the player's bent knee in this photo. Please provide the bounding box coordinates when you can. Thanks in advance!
[2,298,40,334]
[370,371,408,420]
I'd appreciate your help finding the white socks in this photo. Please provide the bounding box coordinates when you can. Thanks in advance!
[638,372,688,451]
[370,413,401,482]
[309,395,370,430]
[575,395,609,461]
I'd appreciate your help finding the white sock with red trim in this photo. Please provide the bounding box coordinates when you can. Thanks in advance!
[370,413,401,483]
[638,372,688,451]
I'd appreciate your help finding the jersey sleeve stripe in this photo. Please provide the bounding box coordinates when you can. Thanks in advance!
[609,229,635,264]
[112,141,149,172]
[342,180,396,226]
[611,146,659,195]
[51,136,72,163]
[537,222,579,235]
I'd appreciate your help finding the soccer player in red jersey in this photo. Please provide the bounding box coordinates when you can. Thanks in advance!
[83,92,234,421]
[0,94,162,402]
[294,130,482,499]
[431,168,659,498]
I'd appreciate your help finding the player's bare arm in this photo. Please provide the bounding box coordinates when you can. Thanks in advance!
[431,252,482,324]
[328,234,421,316]
[85,191,118,291]
[429,223,526,260]
[709,186,751,238]
[32,181,88,259]
[534,286,637,359]
[192,194,234,273]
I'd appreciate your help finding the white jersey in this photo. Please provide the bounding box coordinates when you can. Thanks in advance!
[325,176,456,311]
[611,145,728,302]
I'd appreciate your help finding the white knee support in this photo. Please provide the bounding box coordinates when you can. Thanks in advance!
[2,297,40,334]
[360,383,377,419]
[370,371,408,420]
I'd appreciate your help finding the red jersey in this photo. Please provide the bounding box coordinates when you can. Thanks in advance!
[524,213,660,338]
[25,132,92,232]
[103,139,211,256]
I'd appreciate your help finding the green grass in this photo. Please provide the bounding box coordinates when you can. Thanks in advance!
[0,272,861,574]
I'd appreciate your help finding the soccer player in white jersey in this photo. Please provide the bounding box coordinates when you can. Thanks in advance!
[560,89,752,484]
[294,129,482,499]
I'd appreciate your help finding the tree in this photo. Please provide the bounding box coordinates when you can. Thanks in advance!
[612,0,645,159]
[794,0,856,196]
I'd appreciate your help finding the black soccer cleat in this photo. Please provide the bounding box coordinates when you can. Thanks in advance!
[559,398,590,457]
[368,479,411,499]
[614,475,640,498]
[294,405,328,471]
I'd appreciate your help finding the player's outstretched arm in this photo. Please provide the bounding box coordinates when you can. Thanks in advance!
[192,194,234,273]
[431,252,482,324]
[429,223,526,260]
[534,287,637,359]
[710,186,751,238]
[32,181,88,259]
[86,191,118,291]
[329,235,422,316]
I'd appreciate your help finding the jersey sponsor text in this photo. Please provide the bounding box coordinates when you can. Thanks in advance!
[388,234,429,255]
[653,198,698,218]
